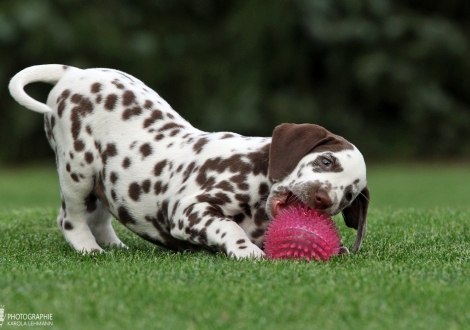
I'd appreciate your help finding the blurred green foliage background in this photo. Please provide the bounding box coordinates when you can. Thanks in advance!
[1,0,470,164]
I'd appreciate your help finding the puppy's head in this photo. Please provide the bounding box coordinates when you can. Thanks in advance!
[266,123,370,252]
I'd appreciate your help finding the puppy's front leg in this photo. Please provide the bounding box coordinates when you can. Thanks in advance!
[172,200,265,259]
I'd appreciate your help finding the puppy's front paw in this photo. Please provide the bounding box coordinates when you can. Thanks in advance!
[78,246,105,255]
[228,243,265,260]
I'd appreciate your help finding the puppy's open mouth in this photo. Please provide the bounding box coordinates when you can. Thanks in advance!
[271,191,309,218]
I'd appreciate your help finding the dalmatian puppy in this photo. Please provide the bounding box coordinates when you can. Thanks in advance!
[9,65,370,259]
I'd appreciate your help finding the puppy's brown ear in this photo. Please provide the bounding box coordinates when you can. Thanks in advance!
[342,187,370,253]
[268,123,352,180]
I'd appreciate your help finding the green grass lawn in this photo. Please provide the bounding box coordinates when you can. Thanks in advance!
[0,164,469,329]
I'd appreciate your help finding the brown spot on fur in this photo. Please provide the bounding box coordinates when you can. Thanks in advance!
[122,157,131,169]
[172,202,180,217]
[170,129,180,137]
[247,144,270,176]
[201,177,216,191]
[112,79,125,90]
[122,90,136,106]
[64,221,74,230]
[117,206,137,225]
[122,106,142,120]
[258,182,269,196]
[57,89,71,118]
[229,174,249,191]
[101,143,118,164]
[193,137,209,154]
[235,194,250,203]
[111,190,117,201]
[143,100,153,109]
[85,152,94,164]
[153,181,169,195]
[129,182,142,201]
[154,134,164,141]
[45,117,54,142]
[110,172,118,184]
[91,83,102,93]
[154,160,167,176]
[196,193,230,205]
[182,162,197,183]
[214,181,234,192]
[159,122,184,132]
[153,181,162,195]
[140,143,152,158]
[104,94,118,111]
[94,141,102,153]
[142,179,151,193]
[143,110,164,128]
[71,173,79,182]
[176,164,183,173]
[70,94,94,141]
[74,140,85,152]
[195,155,252,187]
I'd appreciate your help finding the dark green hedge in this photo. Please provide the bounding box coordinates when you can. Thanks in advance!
[1,0,470,163]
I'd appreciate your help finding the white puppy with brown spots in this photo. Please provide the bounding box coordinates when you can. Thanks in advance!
[9,65,370,259]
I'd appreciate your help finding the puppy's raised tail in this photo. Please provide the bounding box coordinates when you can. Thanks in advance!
[9,64,76,114]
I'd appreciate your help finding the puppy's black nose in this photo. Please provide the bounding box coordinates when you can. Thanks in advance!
[313,190,332,210]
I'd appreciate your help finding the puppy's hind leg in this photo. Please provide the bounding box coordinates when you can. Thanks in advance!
[57,169,103,253]
[85,195,126,248]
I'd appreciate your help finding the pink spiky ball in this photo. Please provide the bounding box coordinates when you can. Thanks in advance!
[264,205,341,261]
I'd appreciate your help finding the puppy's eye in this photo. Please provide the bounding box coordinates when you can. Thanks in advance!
[345,192,353,202]
[321,157,332,167]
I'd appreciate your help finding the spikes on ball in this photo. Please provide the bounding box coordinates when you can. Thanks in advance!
[264,205,341,261]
